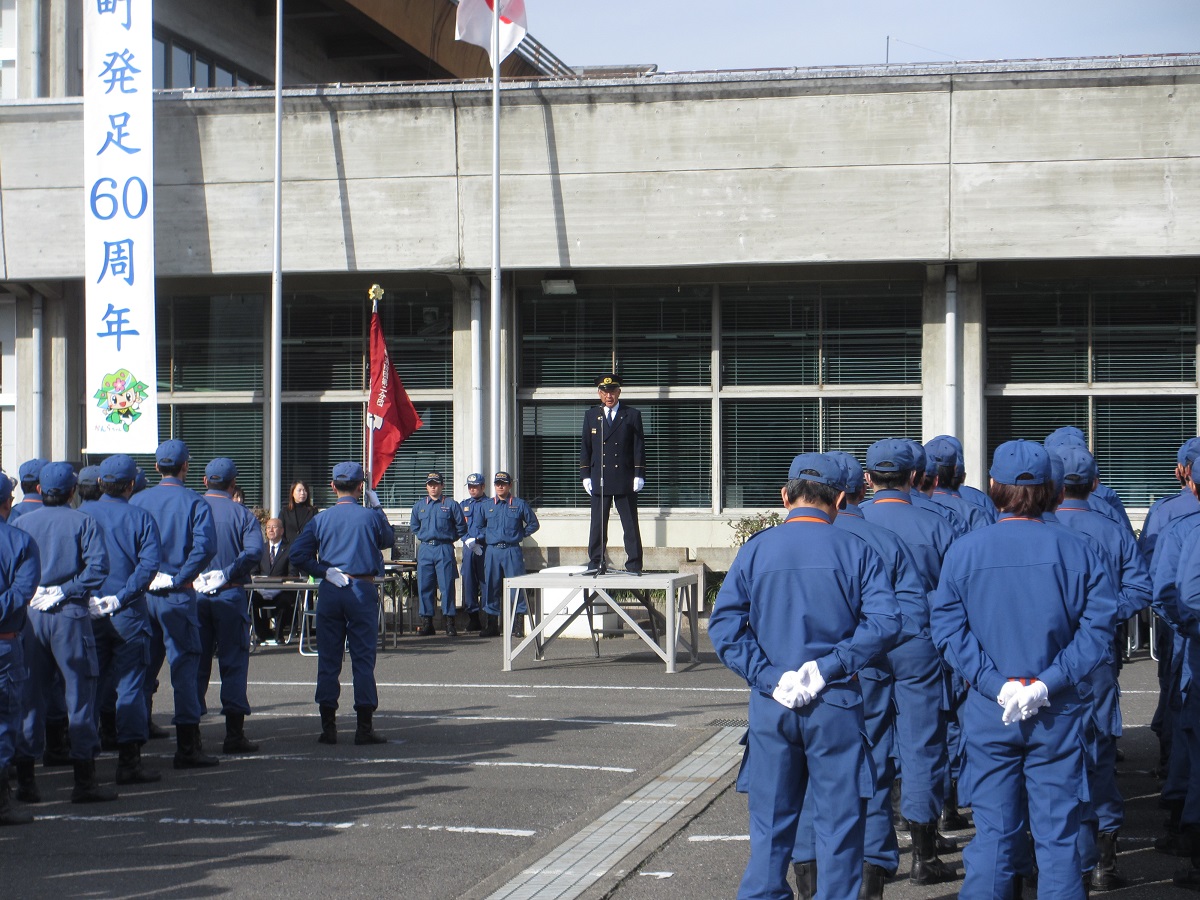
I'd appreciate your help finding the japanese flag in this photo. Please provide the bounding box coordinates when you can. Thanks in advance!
[455,0,528,66]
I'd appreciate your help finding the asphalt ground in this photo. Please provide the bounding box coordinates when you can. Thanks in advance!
[0,619,1191,899]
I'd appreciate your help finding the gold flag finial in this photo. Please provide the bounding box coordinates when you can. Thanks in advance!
[368,284,384,302]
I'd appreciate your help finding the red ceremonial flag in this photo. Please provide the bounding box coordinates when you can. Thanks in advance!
[455,0,528,66]
[368,308,422,488]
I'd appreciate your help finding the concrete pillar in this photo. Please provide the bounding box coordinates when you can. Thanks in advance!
[450,274,477,485]
[958,264,986,489]
[921,265,947,440]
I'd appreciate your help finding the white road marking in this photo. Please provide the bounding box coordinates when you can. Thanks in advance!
[240,709,678,729]
[250,680,747,694]
[38,814,535,837]
[688,834,750,842]
[200,753,636,773]
[639,871,675,879]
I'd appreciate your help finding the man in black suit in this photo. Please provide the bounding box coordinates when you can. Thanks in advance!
[579,373,646,573]
[252,517,294,644]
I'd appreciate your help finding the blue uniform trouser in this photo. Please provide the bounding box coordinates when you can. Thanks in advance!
[960,690,1087,900]
[0,636,25,769]
[945,669,967,785]
[197,587,251,717]
[483,545,527,616]
[461,549,485,614]
[739,689,870,900]
[314,580,379,711]
[1161,676,1189,806]
[417,543,458,617]
[1078,659,1125,872]
[1181,687,1200,826]
[793,663,899,874]
[93,602,152,744]
[144,589,204,726]
[18,606,101,761]
[888,635,947,822]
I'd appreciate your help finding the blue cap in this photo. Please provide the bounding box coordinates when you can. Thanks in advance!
[205,457,238,482]
[1178,438,1200,467]
[38,461,77,495]
[827,451,865,494]
[787,452,846,488]
[925,436,961,470]
[0,473,14,502]
[906,440,932,476]
[156,439,190,467]
[1044,426,1087,451]
[18,458,47,482]
[332,461,365,483]
[77,465,101,486]
[100,454,137,484]
[990,440,1050,486]
[866,438,915,473]
[1047,451,1064,492]
[425,472,444,485]
[493,471,513,484]
[1058,445,1099,485]
[133,467,148,492]
[931,434,966,475]
[466,472,484,487]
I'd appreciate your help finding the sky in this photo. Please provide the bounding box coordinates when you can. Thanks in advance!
[523,0,1200,73]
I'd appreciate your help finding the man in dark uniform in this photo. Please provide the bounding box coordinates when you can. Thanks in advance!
[410,472,467,637]
[7,458,47,525]
[579,373,646,574]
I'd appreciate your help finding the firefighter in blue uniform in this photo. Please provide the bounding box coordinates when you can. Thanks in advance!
[1045,427,1134,532]
[905,441,968,538]
[930,439,1118,899]
[925,437,989,531]
[1053,444,1152,889]
[711,452,900,900]
[290,461,393,746]
[197,458,264,754]
[85,454,162,786]
[789,450,921,899]
[0,471,38,824]
[13,462,114,803]
[129,439,219,769]
[929,434,998,523]
[1140,438,1200,562]
[7,458,46,524]
[861,438,957,884]
[459,473,488,632]
[410,472,467,637]
[478,472,539,638]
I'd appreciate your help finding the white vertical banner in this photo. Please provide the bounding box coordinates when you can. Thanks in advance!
[83,0,157,453]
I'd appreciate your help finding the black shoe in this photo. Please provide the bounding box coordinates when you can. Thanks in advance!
[147,718,171,740]
[1090,831,1125,891]
[318,706,337,745]
[71,759,118,803]
[938,780,971,830]
[481,615,501,637]
[42,720,73,767]
[354,707,387,745]
[1174,863,1200,891]
[512,616,525,638]
[465,612,482,632]
[99,711,119,752]
[909,822,953,885]
[173,724,220,769]
[0,771,32,825]
[419,616,436,636]
[14,758,39,804]
[222,714,260,754]
[445,616,458,637]
[115,743,162,785]
[1158,824,1200,857]
[859,862,889,900]
[792,860,817,900]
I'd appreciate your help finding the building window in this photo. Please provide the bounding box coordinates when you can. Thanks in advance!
[985,277,1198,507]
[152,29,263,89]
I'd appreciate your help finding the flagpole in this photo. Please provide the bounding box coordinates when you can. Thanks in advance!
[488,0,502,481]
[268,0,284,517]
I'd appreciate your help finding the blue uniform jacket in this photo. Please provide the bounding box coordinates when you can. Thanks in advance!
[837,502,925,644]
[709,506,902,697]
[460,496,488,542]
[1055,499,1151,622]
[83,494,161,607]
[410,495,467,544]
[290,497,393,578]
[0,520,39,633]
[1140,489,1200,564]
[14,506,108,604]
[958,484,998,523]
[930,514,1119,703]
[203,490,264,584]
[130,476,216,584]
[6,497,42,524]
[1092,482,1133,532]
[909,489,969,538]
[1167,525,1200,665]
[1149,510,1200,630]
[861,490,957,600]
[930,488,990,532]
[480,496,540,545]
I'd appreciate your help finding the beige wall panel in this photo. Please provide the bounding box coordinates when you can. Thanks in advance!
[1,187,81,278]
[952,158,1200,258]
[953,83,1200,162]
[459,166,950,269]
[0,109,82,189]
[455,91,951,177]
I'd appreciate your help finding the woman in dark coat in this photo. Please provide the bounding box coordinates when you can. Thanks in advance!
[281,480,318,542]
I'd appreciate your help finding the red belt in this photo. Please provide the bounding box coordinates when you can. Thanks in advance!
[0,632,17,640]
[1008,677,1039,686]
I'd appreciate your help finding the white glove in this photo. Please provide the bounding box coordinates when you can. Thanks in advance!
[582,478,593,496]
[634,477,645,493]
[88,595,121,619]
[465,537,484,557]
[365,488,381,509]
[324,566,350,588]
[1014,681,1050,722]
[30,585,66,611]
[996,681,1022,710]
[772,670,803,709]
[195,570,228,595]
[149,572,174,592]
[795,660,826,705]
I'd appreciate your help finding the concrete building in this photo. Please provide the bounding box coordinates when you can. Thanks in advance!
[1,1,1197,570]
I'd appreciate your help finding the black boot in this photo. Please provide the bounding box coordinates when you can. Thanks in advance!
[222,714,260,754]
[890,779,909,830]
[115,742,161,784]
[466,612,482,632]
[512,615,525,638]
[318,706,337,745]
[173,723,220,769]
[419,616,436,636]
[147,718,170,740]
[42,719,72,767]
[938,779,970,830]
[445,614,458,637]
[13,758,39,804]
[0,769,32,825]
[859,862,889,900]
[1158,822,1200,856]
[792,860,817,900]
[354,706,387,745]
[1174,860,1200,891]
[1091,830,1125,891]
[481,614,501,637]
[909,822,953,884]
[98,711,119,752]
[71,758,118,803]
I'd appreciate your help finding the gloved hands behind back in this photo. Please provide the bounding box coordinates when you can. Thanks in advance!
[324,567,350,588]
[88,595,121,618]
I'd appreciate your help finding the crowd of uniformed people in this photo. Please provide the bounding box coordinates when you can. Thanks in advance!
[711,428,1200,900]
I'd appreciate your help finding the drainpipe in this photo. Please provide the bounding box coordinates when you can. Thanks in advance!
[945,265,959,438]
[471,280,483,474]
[31,293,44,458]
